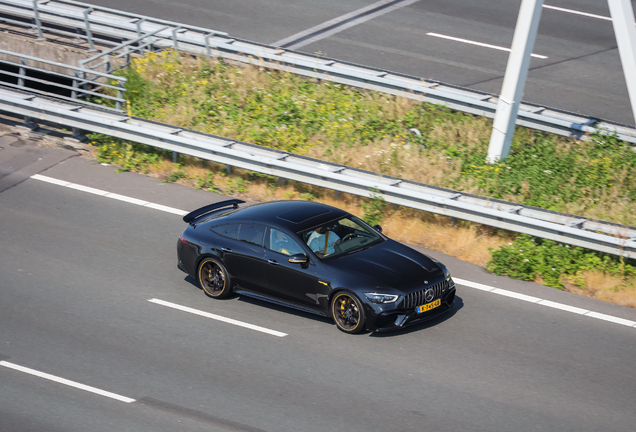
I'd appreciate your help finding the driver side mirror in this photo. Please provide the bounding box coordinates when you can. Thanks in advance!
[289,253,309,265]
[373,224,383,233]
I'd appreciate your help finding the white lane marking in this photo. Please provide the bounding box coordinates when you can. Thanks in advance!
[426,32,548,59]
[30,174,636,331]
[148,299,288,337]
[537,299,588,315]
[454,277,636,328]
[31,174,187,216]
[105,192,149,206]
[0,361,136,403]
[492,288,541,303]
[144,202,188,216]
[543,4,612,21]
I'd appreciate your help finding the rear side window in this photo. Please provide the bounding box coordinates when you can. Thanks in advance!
[238,224,266,246]
[211,224,240,240]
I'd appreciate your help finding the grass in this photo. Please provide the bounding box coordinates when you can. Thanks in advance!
[93,49,636,308]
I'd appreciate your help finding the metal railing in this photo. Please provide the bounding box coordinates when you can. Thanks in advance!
[2,0,636,143]
[0,49,127,111]
[2,84,636,258]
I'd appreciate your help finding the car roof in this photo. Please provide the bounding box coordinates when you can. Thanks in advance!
[209,200,350,232]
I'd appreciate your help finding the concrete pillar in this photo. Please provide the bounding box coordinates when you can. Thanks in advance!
[487,0,544,163]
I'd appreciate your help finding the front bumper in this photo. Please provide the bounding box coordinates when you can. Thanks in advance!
[366,285,456,332]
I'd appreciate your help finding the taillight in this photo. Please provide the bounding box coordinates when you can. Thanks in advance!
[179,234,189,245]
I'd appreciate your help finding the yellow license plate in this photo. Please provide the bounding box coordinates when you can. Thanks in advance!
[417,298,441,313]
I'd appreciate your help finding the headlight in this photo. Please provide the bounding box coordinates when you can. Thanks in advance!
[442,265,452,281]
[364,293,399,304]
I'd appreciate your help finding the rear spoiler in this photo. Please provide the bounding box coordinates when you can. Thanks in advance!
[183,199,245,225]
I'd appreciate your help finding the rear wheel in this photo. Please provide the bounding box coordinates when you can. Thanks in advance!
[198,258,232,299]
[331,292,365,334]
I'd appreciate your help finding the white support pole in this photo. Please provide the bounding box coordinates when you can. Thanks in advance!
[608,0,636,127]
[487,0,544,163]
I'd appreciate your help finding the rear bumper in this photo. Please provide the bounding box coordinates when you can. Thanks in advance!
[367,286,456,333]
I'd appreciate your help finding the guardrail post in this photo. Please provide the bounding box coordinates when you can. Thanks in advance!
[83,8,97,52]
[18,59,26,88]
[32,0,44,41]
[116,84,123,111]
[136,18,145,38]
[205,34,214,58]
[72,71,78,100]
[172,27,181,52]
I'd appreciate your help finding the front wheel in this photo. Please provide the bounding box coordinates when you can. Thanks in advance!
[198,258,232,299]
[331,292,366,334]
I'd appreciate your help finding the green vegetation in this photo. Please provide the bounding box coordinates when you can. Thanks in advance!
[487,235,635,290]
[92,49,636,302]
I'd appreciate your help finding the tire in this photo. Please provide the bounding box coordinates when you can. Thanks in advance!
[331,292,366,334]
[198,258,232,299]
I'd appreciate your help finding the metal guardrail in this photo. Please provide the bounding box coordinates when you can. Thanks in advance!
[0,49,127,111]
[2,84,636,258]
[2,0,636,143]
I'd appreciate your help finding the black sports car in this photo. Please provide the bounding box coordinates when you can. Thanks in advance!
[177,199,456,333]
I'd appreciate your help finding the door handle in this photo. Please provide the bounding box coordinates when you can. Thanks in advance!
[268,259,279,265]
[221,247,232,252]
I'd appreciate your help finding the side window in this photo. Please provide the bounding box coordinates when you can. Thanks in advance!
[238,224,266,247]
[211,224,240,240]
[268,228,305,256]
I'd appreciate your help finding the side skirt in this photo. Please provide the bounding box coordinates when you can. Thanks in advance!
[233,287,328,317]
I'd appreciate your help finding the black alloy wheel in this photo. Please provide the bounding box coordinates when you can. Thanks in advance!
[198,258,231,299]
[331,292,365,334]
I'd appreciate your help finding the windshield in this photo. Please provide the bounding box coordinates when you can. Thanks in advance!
[298,216,384,260]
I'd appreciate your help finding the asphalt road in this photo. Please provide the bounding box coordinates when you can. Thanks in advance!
[1,138,636,431]
[77,0,636,126]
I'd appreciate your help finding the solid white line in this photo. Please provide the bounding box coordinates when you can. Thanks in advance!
[148,298,288,337]
[105,192,149,206]
[538,299,588,315]
[492,288,541,303]
[30,174,635,331]
[543,4,612,21]
[584,312,636,327]
[0,361,136,403]
[144,203,188,216]
[452,278,494,292]
[454,278,636,329]
[426,32,548,59]
[65,183,109,195]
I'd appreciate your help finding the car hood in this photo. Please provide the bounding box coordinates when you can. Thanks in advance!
[325,239,444,292]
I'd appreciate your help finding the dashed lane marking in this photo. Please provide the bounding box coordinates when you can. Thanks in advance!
[31,174,636,331]
[426,33,548,59]
[0,361,136,403]
[149,299,289,337]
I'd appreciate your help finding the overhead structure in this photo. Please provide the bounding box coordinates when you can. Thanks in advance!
[488,0,636,163]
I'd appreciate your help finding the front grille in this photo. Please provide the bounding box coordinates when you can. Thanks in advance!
[402,280,449,309]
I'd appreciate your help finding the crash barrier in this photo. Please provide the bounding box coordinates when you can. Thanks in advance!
[2,0,636,143]
[2,85,636,258]
[0,49,127,111]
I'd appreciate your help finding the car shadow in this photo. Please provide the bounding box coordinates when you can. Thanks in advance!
[184,274,464,335]
[368,296,464,338]
[235,295,334,324]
